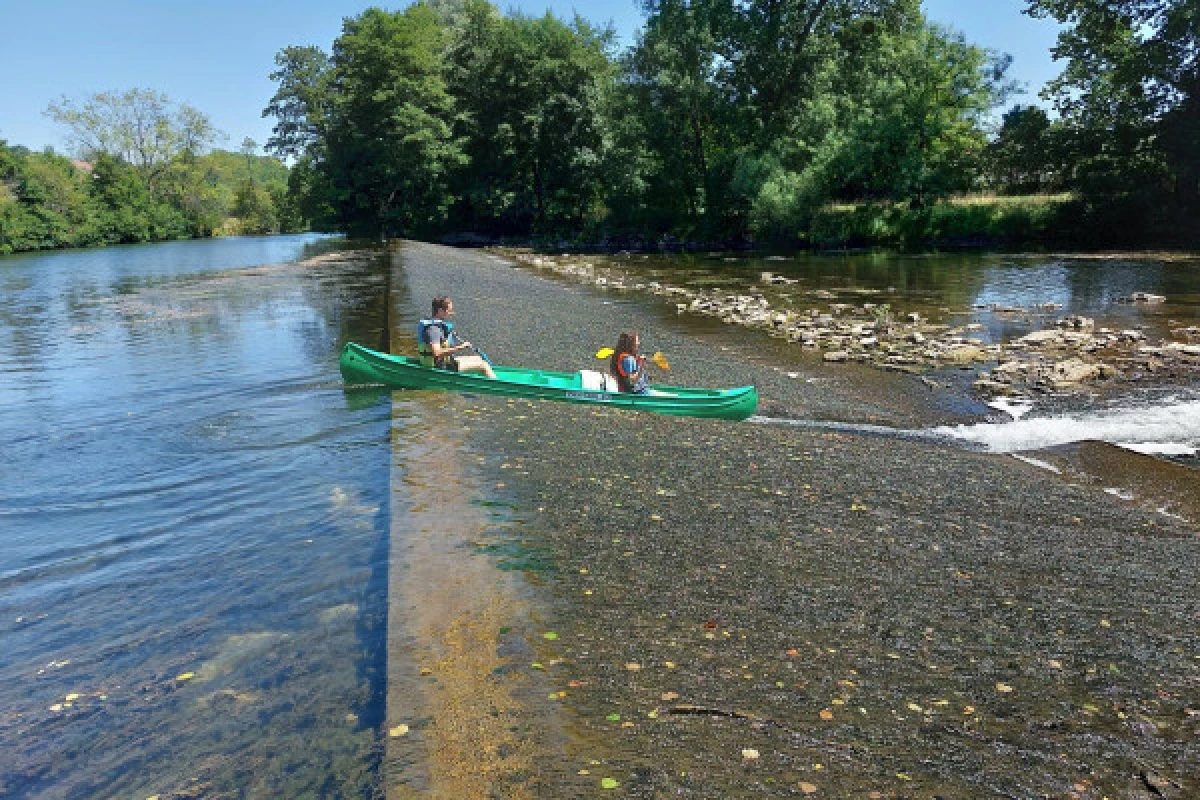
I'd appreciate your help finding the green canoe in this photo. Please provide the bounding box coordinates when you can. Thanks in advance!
[339,342,757,421]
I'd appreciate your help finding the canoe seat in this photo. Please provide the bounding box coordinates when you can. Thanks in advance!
[578,370,617,392]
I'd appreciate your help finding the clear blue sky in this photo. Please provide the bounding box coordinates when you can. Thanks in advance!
[0,0,1062,155]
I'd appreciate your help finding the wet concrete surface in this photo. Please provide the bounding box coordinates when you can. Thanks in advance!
[383,241,1199,799]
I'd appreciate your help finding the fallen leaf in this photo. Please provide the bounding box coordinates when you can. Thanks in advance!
[907,703,923,713]
[799,782,818,794]
[963,705,975,715]
[995,682,1014,693]
[786,648,799,657]
[742,748,760,760]
[601,777,619,789]
[543,632,559,640]
[389,724,409,737]
[606,713,621,721]
[625,662,641,671]
[1048,659,1063,669]
[175,672,195,682]
[568,680,584,688]
[819,709,834,720]
[661,692,680,701]
[64,693,80,702]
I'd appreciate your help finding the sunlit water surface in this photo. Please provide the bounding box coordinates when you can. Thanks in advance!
[0,236,393,798]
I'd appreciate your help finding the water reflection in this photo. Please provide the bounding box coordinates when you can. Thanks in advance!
[578,251,1199,343]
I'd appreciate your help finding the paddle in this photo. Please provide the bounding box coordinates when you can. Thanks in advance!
[594,348,670,370]
[445,322,494,367]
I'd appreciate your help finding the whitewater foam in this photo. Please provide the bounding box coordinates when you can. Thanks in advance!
[936,399,1200,455]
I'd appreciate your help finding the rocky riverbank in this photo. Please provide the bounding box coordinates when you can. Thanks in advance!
[501,250,1200,401]
[388,241,1199,799]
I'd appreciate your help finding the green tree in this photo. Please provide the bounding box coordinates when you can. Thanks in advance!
[987,105,1059,193]
[45,88,221,190]
[263,46,332,160]
[442,2,615,234]
[1025,0,1198,225]
[321,5,465,237]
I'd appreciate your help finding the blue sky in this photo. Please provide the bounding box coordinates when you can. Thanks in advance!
[0,0,1062,155]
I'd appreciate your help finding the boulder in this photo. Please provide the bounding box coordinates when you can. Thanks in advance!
[824,350,850,363]
[1019,330,1062,345]
[941,346,988,366]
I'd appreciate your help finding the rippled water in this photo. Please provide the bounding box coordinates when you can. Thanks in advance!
[0,236,393,798]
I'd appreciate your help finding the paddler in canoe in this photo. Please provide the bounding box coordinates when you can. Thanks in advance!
[416,295,497,380]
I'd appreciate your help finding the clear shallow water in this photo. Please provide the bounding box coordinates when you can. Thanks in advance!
[0,236,393,797]
[591,250,1200,343]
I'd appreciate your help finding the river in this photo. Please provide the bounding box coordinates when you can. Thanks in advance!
[1,238,1196,798]
[1,236,393,797]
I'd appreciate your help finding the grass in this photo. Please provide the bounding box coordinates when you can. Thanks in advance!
[806,192,1075,248]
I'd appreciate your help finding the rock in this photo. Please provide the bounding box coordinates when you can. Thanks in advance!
[940,346,988,366]
[824,350,850,363]
[973,379,1014,395]
[1019,330,1062,345]
[1049,358,1109,385]
[907,332,926,344]
[1056,315,1095,331]
[991,360,1027,379]
[1131,292,1166,303]
[906,312,921,323]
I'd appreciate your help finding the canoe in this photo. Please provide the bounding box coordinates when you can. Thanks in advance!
[339,342,757,421]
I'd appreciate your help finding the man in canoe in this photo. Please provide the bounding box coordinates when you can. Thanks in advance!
[417,295,497,379]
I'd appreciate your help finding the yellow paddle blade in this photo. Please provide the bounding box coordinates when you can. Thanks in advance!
[595,347,614,359]
[651,352,670,370]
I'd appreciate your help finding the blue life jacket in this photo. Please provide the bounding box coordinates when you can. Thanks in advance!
[416,318,456,368]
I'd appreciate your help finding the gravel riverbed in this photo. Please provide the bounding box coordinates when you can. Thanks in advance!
[386,241,1199,799]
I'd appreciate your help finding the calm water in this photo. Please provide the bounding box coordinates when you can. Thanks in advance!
[585,250,1200,343]
[1,236,393,798]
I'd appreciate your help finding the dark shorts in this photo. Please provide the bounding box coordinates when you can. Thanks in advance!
[436,356,459,371]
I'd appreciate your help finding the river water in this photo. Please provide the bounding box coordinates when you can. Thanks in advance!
[2,238,1197,796]
[1,236,393,797]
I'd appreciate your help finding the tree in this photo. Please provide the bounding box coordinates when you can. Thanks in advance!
[1025,0,1199,217]
[322,5,465,237]
[45,89,221,189]
[443,3,615,234]
[262,46,332,160]
[988,105,1059,193]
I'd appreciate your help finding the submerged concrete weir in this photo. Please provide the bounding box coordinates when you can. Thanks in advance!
[383,256,562,798]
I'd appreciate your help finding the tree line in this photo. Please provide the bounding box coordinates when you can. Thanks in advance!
[4,1,1194,255]
[264,0,1197,247]
[0,89,303,255]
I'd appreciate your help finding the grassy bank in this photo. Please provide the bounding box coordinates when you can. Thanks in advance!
[806,193,1073,249]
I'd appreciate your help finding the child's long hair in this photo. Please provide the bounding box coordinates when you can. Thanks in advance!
[609,330,640,378]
